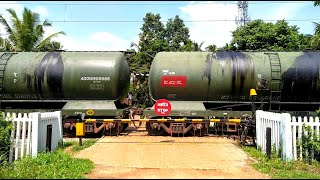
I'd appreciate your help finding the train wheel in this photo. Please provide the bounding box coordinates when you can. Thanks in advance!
[146,122,165,136]
[104,123,124,136]
[122,123,129,132]
[240,126,248,146]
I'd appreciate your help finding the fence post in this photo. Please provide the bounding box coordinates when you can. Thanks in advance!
[14,113,21,161]
[280,113,293,161]
[55,111,63,145]
[31,112,40,157]
[266,127,271,159]
[46,125,53,152]
[8,113,16,163]
[255,110,262,148]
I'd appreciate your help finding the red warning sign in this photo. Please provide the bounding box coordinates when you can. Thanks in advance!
[154,99,172,116]
[161,76,187,87]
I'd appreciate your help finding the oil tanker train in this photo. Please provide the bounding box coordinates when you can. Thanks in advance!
[0,51,320,138]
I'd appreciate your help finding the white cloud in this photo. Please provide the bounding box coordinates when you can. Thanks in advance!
[265,3,308,21]
[0,2,133,51]
[179,1,309,49]
[46,29,134,51]
[0,3,49,38]
[0,1,23,38]
[179,2,238,49]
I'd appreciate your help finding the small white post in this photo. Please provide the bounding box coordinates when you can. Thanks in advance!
[292,116,297,160]
[9,113,16,163]
[20,113,27,158]
[26,116,32,156]
[255,110,262,149]
[31,112,40,157]
[56,111,63,144]
[281,113,292,161]
[14,113,21,161]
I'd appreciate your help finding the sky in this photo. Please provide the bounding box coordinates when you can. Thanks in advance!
[0,1,319,51]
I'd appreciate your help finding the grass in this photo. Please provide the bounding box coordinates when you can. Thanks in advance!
[242,146,320,179]
[71,139,98,152]
[0,138,98,179]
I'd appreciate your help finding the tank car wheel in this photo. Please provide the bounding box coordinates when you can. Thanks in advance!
[240,126,248,145]
[122,123,129,132]
[190,126,207,137]
[146,122,165,136]
[104,123,124,136]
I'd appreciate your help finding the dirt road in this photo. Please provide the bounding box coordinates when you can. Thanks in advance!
[73,126,268,179]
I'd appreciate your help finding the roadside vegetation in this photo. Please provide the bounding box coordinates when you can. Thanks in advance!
[64,138,98,154]
[0,138,98,179]
[242,122,320,179]
[243,146,320,179]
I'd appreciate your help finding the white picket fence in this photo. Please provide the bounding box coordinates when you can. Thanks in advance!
[5,111,62,163]
[256,110,320,161]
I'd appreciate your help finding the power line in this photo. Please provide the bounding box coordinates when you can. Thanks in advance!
[4,19,318,23]
[0,1,312,6]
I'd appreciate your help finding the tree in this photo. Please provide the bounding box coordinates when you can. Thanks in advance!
[36,41,64,51]
[138,12,169,52]
[217,43,237,51]
[0,37,14,51]
[312,2,320,49]
[0,7,65,52]
[128,13,196,107]
[165,15,190,51]
[230,19,310,51]
[205,44,217,52]
[180,40,204,51]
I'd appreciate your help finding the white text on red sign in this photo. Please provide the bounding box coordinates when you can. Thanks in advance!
[157,102,169,107]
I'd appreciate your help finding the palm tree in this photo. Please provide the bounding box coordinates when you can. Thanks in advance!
[205,44,217,52]
[311,22,320,49]
[0,36,15,51]
[180,40,204,51]
[192,41,204,51]
[0,7,65,52]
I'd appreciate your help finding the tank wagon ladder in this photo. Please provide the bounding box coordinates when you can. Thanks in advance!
[0,52,15,108]
[0,53,15,92]
[265,52,282,112]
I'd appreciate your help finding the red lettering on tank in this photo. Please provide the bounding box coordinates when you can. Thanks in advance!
[161,76,187,87]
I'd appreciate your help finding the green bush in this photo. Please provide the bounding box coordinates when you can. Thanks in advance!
[0,112,12,164]
[243,146,320,179]
[129,79,152,108]
[297,124,320,163]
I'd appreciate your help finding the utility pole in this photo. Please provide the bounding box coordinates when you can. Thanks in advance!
[235,1,250,28]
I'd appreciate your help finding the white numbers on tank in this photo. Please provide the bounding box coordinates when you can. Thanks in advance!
[162,69,175,75]
[221,95,231,100]
[89,84,105,91]
[13,72,17,83]
[80,76,110,81]
[257,74,261,79]
[240,96,246,100]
